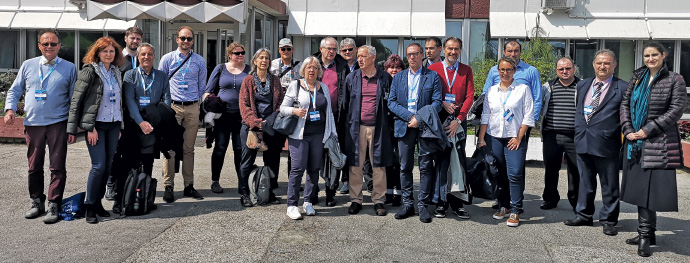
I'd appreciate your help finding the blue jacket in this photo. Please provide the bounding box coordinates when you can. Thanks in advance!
[387,67,443,138]
[574,76,627,158]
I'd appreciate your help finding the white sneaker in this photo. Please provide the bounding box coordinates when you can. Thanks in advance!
[303,202,316,216]
[286,206,302,220]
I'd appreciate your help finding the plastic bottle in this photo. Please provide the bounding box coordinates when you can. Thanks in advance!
[134,189,141,211]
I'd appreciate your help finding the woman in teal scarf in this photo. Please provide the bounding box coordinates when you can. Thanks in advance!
[619,42,687,257]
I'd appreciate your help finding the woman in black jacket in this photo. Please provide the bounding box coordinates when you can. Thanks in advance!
[619,42,686,257]
[67,37,124,224]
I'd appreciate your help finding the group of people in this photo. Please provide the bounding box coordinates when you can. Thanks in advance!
[4,25,685,258]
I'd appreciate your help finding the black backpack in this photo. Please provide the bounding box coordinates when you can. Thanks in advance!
[121,167,157,216]
[248,165,276,206]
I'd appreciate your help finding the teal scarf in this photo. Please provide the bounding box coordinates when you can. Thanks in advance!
[627,68,658,160]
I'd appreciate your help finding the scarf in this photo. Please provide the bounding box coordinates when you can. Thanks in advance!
[627,68,657,161]
[254,72,271,96]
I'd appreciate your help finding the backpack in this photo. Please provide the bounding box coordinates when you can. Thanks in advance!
[59,192,86,221]
[248,165,276,206]
[121,167,158,216]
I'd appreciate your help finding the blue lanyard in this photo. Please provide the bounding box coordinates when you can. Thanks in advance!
[100,65,115,91]
[176,51,192,80]
[442,60,459,89]
[408,70,421,100]
[131,56,136,69]
[310,82,317,109]
[499,87,513,107]
[138,67,155,93]
[38,58,60,89]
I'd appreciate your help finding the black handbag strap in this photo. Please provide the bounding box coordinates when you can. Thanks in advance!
[168,52,193,80]
[279,60,300,79]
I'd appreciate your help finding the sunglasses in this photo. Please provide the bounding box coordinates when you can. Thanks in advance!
[557,67,573,71]
[178,37,193,42]
[280,47,292,51]
[40,42,59,47]
[232,51,246,56]
[341,48,354,53]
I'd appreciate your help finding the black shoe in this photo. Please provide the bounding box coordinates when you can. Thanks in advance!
[325,196,336,207]
[183,184,204,200]
[491,200,499,209]
[374,203,387,216]
[104,185,116,201]
[419,205,432,223]
[210,181,223,193]
[454,208,470,219]
[163,186,175,203]
[602,224,618,236]
[94,202,111,217]
[348,202,362,214]
[434,203,447,218]
[268,192,281,204]
[564,217,593,226]
[626,234,656,246]
[638,237,652,257]
[394,205,415,219]
[391,195,401,207]
[85,205,98,224]
[112,204,122,215]
[540,201,558,210]
[240,195,254,207]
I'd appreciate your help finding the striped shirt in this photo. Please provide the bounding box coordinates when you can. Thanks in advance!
[544,80,577,131]
[158,49,207,102]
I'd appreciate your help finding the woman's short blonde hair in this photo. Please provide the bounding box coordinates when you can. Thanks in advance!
[299,56,324,79]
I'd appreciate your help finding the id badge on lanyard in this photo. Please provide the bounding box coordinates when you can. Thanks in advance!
[503,108,514,122]
[444,93,456,104]
[309,89,320,121]
[584,105,594,115]
[140,96,151,106]
[35,89,47,101]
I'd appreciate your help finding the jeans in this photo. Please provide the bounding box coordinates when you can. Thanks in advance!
[287,133,324,206]
[211,113,242,182]
[239,124,285,196]
[486,134,527,214]
[85,121,121,205]
[398,128,435,207]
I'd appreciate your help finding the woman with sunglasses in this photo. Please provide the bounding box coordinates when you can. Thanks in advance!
[204,43,250,194]
[238,48,285,207]
[67,37,124,224]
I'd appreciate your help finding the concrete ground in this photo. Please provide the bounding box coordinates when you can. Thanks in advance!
[0,133,689,262]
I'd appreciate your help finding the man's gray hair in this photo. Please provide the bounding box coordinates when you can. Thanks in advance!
[136,43,155,55]
[320,37,338,49]
[360,45,376,57]
[593,49,617,64]
[340,38,356,49]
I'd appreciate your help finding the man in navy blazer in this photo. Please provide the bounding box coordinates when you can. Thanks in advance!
[388,43,443,223]
[565,50,627,237]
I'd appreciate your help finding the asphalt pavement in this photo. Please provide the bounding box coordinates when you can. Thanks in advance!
[0,133,689,262]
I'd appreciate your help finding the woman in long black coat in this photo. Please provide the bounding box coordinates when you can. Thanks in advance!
[619,42,686,257]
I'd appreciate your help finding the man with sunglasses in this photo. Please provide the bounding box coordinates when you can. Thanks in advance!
[158,25,207,203]
[539,57,580,212]
[270,38,301,91]
[4,29,77,224]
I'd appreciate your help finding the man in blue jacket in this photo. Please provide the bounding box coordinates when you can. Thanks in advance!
[388,43,443,223]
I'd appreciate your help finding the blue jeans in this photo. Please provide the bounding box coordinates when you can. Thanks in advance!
[398,128,435,207]
[486,135,527,214]
[85,121,121,205]
[287,133,324,206]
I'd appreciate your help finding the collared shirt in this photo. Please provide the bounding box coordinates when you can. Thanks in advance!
[360,72,378,126]
[348,63,357,73]
[481,81,535,138]
[123,67,171,124]
[4,56,76,126]
[158,49,207,102]
[583,75,613,119]
[482,59,542,121]
[269,58,300,88]
[96,62,123,122]
[406,67,422,113]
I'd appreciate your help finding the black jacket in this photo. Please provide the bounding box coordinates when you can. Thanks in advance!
[415,104,449,156]
[68,63,123,134]
[141,102,184,160]
[574,76,627,158]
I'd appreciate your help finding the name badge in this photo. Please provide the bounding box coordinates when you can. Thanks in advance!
[444,93,456,104]
[503,109,514,122]
[178,81,188,90]
[407,99,417,113]
[35,89,47,101]
[109,92,117,103]
[309,111,321,121]
[139,96,151,106]
[584,105,593,115]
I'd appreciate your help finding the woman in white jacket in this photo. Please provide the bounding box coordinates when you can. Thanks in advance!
[279,56,337,220]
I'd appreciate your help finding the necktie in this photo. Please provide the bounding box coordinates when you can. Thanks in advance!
[587,82,603,123]
[43,59,55,66]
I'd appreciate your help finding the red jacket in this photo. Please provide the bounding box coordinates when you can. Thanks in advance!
[428,61,474,121]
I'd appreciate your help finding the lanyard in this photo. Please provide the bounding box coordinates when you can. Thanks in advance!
[38,58,60,89]
[408,70,421,100]
[100,65,115,91]
[138,67,155,93]
[499,87,513,107]
[177,51,192,80]
[131,56,137,69]
[309,82,317,109]
[442,60,459,89]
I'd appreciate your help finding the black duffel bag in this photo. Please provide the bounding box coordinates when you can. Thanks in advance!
[466,147,500,200]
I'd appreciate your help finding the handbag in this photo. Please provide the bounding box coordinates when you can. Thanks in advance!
[273,80,301,135]
[246,130,268,151]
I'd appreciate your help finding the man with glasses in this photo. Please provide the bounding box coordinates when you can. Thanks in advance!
[158,26,206,203]
[4,29,77,223]
[422,37,444,67]
[539,57,580,212]
[388,43,443,223]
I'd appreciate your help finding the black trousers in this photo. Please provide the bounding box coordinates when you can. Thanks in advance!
[541,130,579,210]
[239,124,285,196]
[575,153,620,225]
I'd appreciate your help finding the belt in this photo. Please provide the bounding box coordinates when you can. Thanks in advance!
[172,100,198,106]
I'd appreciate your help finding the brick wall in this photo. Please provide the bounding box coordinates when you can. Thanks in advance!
[446,0,490,19]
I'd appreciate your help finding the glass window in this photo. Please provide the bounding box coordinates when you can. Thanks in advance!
[403,37,424,65]
[570,39,597,79]
[549,40,566,58]
[371,37,398,64]
[26,30,41,59]
[605,40,636,82]
[79,32,104,68]
[58,31,76,64]
[644,40,675,72]
[278,20,288,40]
[266,17,273,52]
[680,41,690,89]
[108,31,126,51]
[254,12,264,53]
[310,37,323,56]
[0,30,19,68]
[141,19,160,66]
[446,21,462,39]
[469,21,498,66]
[351,37,366,48]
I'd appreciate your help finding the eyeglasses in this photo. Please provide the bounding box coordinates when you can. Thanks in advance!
[498,68,515,73]
[232,51,246,56]
[40,42,59,47]
[306,66,319,70]
[178,37,193,42]
[280,47,292,51]
[322,47,337,52]
[557,67,573,71]
[341,48,354,53]
[406,52,422,57]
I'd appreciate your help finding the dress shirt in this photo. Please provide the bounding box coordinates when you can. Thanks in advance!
[407,67,422,113]
[158,49,207,102]
[4,56,76,126]
[481,81,535,138]
[482,59,542,121]
[582,76,612,119]
[95,62,123,122]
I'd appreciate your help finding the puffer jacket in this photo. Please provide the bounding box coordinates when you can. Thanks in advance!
[620,65,687,169]
[67,63,123,134]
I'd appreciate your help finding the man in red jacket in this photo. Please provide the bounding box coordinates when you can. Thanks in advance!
[427,36,474,219]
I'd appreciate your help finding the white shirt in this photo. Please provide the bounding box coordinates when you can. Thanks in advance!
[481,81,535,138]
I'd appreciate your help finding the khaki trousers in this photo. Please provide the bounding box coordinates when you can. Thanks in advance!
[163,102,199,188]
[349,125,386,204]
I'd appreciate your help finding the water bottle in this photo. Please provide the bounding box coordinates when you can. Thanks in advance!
[134,189,141,211]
